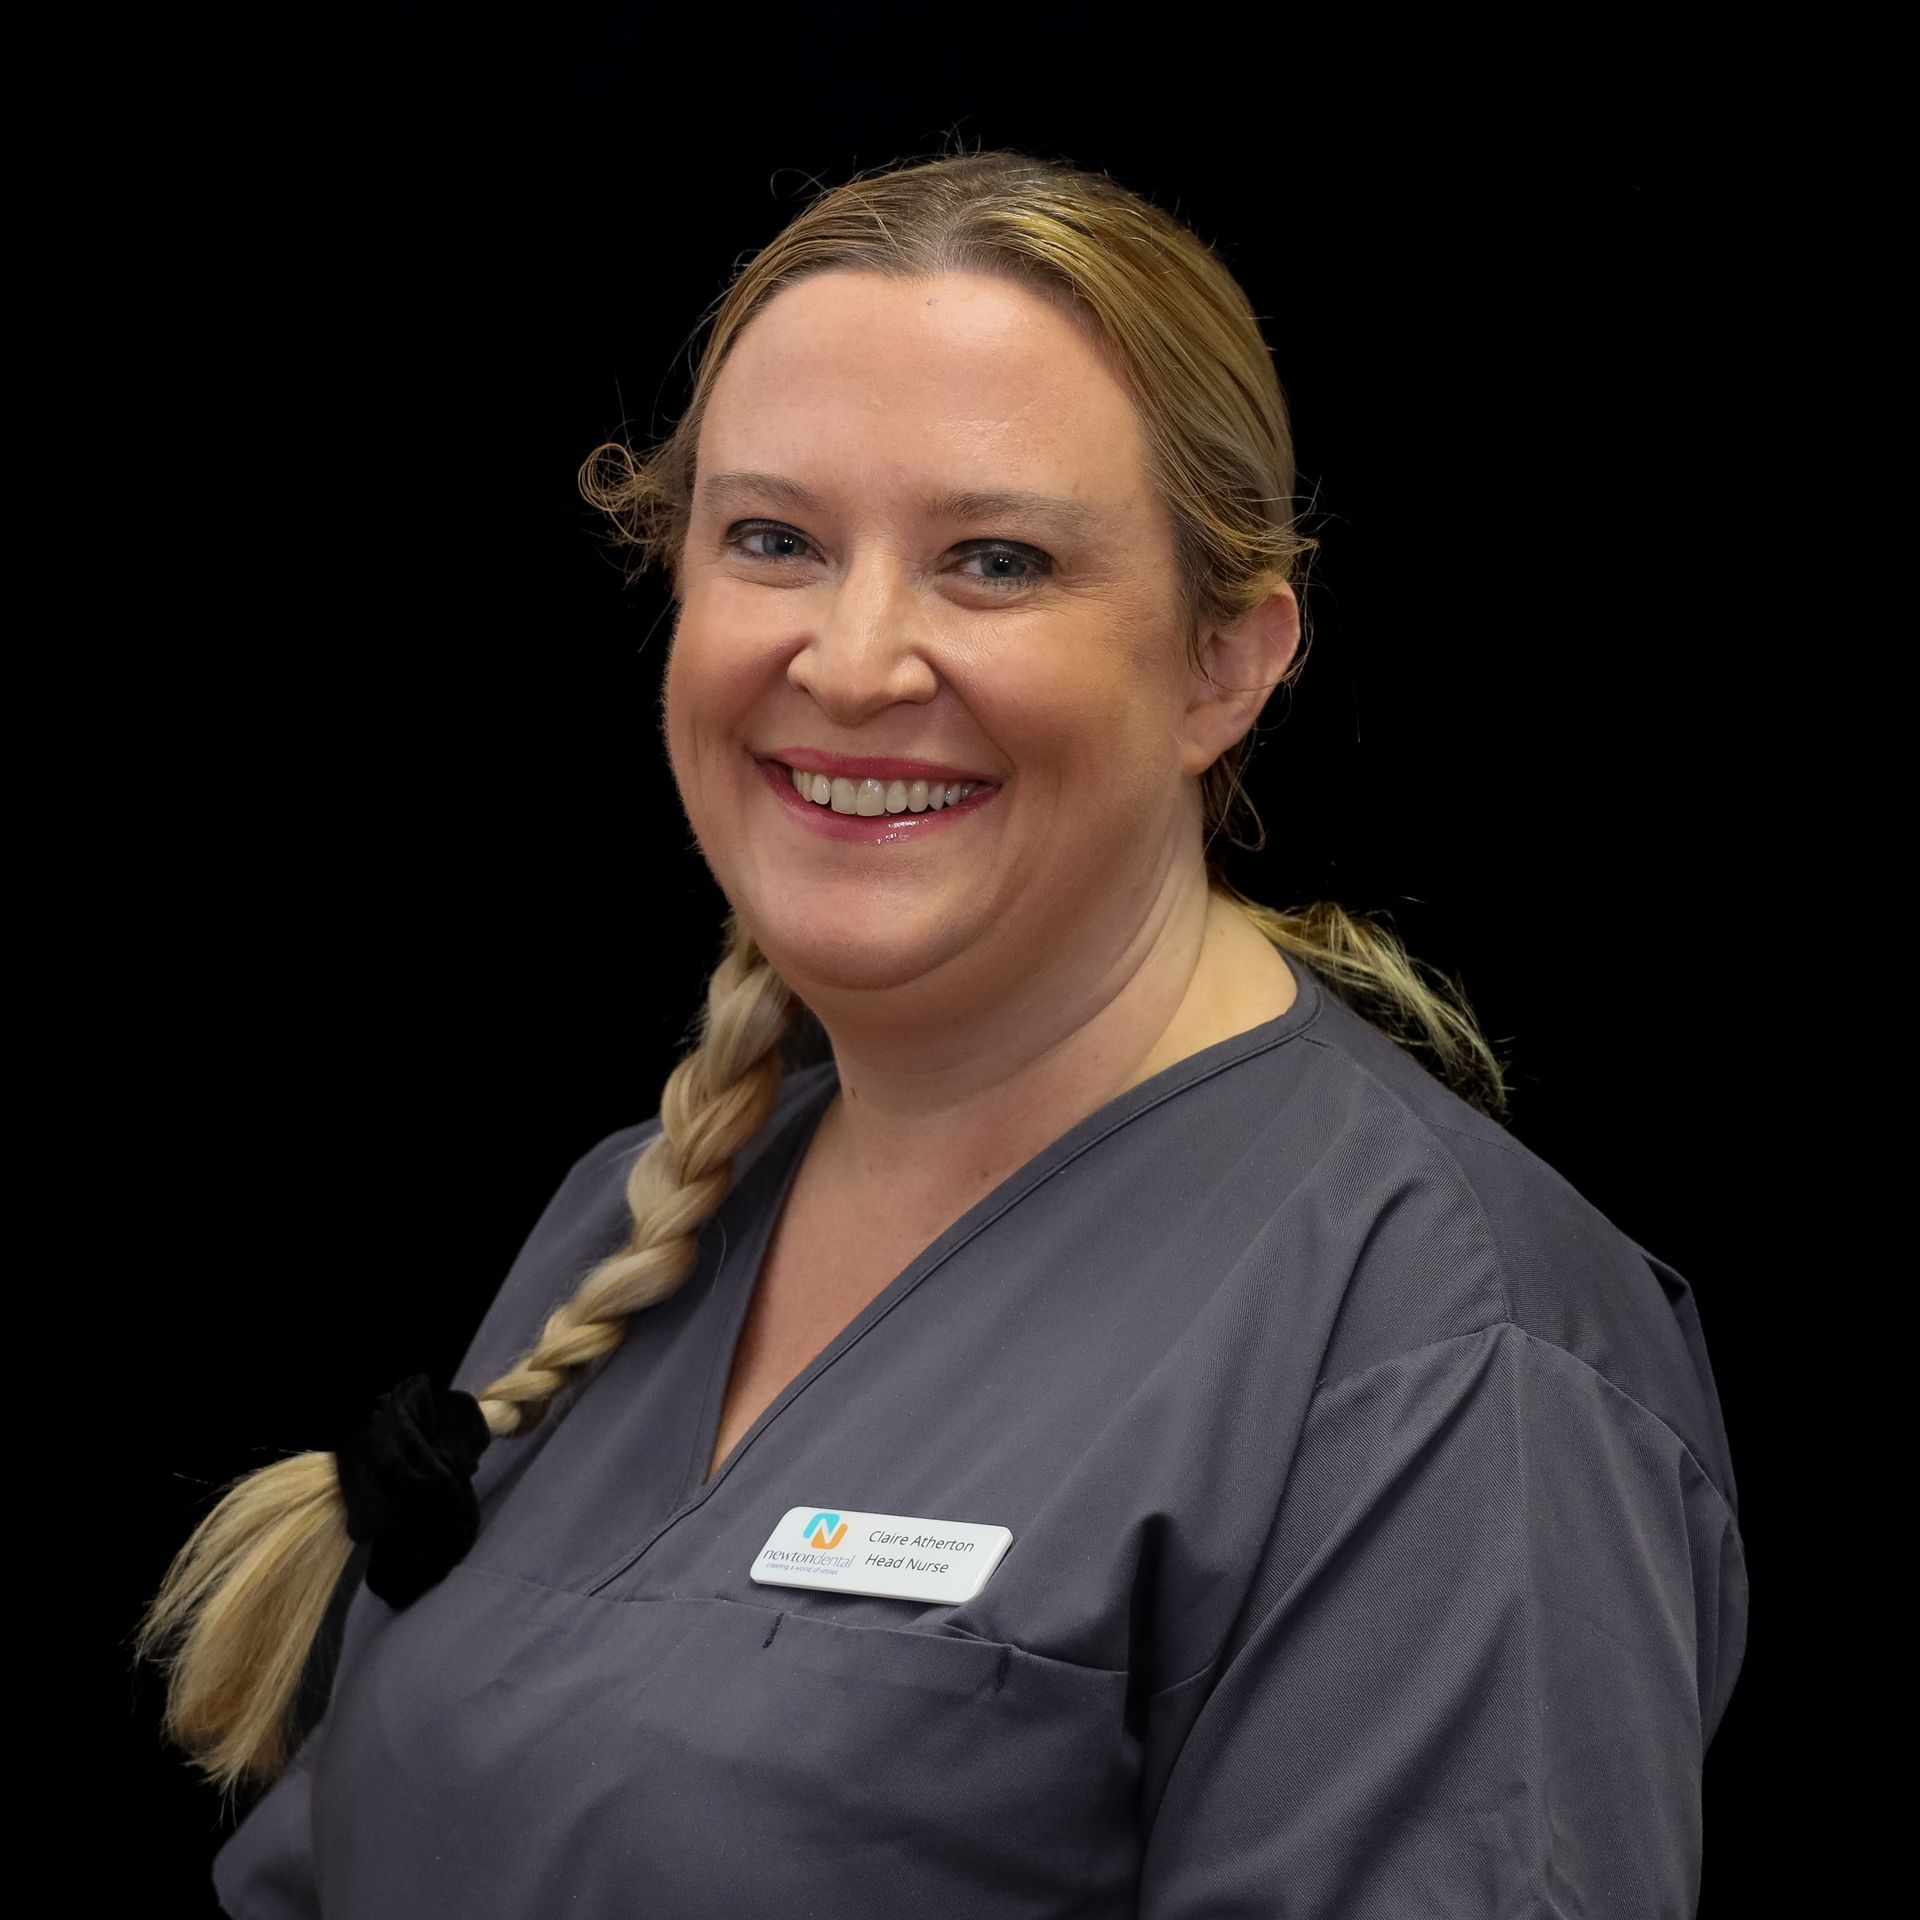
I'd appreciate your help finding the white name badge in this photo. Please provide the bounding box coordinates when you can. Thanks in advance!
[749,1505,1014,1604]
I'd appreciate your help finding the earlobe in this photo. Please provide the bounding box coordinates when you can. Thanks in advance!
[1180,584,1302,775]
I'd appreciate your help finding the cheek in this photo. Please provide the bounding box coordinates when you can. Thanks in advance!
[660,642,701,797]
[980,633,1186,795]
[664,614,765,779]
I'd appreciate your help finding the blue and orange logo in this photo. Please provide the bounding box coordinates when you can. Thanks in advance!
[802,1510,849,1550]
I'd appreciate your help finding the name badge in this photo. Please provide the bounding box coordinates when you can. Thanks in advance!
[749,1505,1013,1604]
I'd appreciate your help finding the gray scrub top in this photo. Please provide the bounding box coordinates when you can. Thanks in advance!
[214,950,1748,1917]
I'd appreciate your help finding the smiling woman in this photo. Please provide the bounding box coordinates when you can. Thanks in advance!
[141,148,1746,1920]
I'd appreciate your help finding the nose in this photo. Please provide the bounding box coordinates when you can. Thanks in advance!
[784,554,939,723]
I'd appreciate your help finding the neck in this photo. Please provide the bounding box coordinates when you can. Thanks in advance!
[781,864,1297,1246]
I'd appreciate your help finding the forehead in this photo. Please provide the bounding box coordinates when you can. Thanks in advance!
[699,270,1153,526]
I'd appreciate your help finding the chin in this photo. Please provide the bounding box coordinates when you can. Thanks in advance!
[745,898,966,996]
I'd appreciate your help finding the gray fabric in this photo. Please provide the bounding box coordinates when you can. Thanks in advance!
[213,951,1746,1917]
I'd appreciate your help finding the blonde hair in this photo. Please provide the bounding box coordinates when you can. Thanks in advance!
[583,143,1510,1118]
[138,143,1512,1799]
[136,913,794,1793]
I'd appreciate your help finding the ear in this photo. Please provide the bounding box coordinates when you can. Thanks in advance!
[1178,584,1302,776]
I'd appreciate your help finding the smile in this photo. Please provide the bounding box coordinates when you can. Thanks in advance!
[786,766,982,815]
[754,757,999,843]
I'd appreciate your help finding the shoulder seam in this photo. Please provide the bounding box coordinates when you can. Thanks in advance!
[1153,1322,1744,1706]
[1295,1049,1732,1509]
[1313,1318,1742,1520]
[1430,1116,1528,1160]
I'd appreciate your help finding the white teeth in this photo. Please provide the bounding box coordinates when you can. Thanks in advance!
[784,764,980,815]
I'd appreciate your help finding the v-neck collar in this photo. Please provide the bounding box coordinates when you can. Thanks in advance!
[599,950,1327,1579]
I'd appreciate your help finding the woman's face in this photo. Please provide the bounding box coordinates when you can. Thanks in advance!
[665,267,1226,1008]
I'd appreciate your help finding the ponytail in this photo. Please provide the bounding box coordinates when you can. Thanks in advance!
[1216,886,1513,1125]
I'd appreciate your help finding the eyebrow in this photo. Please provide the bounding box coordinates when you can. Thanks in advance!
[697,469,1106,539]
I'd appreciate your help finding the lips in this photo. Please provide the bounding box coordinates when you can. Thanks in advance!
[759,747,998,787]
[755,755,998,840]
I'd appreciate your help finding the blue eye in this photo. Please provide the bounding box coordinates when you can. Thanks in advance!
[724,521,1050,593]
[732,524,811,563]
[954,544,1050,591]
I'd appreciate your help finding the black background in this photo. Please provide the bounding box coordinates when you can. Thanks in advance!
[95,3,1831,1910]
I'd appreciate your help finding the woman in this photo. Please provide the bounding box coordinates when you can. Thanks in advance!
[142,149,1747,1917]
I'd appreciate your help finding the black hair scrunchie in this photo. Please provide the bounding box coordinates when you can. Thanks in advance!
[331,1374,493,1608]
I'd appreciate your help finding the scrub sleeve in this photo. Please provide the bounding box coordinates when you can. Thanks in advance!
[1135,1324,1744,1916]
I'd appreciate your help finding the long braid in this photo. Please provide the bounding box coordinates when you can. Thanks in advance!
[476,917,793,1435]
[135,915,795,1793]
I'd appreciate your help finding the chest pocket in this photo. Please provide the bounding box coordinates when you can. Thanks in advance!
[313,1573,1141,1919]
[636,1596,1140,1914]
